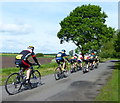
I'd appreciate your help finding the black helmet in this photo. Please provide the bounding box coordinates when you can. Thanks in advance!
[74,54,78,57]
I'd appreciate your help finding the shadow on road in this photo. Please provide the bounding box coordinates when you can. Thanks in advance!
[17,82,45,95]
[108,60,120,70]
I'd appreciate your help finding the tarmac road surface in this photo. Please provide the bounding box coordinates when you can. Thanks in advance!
[1,60,117,102]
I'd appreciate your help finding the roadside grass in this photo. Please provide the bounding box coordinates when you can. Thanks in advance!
[95,60,120,101]
[0,62,58,86]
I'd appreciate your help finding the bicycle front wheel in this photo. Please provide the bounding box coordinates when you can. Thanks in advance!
[30,70,41,87]
[5,73,22,95]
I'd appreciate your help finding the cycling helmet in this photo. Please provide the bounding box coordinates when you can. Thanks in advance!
[27,46,34,51]
[74,54,78,57]
[61,49,66,52]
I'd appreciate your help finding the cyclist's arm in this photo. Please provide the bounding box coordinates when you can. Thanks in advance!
[32,54,41,66]
[64,56,69,62]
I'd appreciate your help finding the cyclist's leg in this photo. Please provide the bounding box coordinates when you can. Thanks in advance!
[21,60,31,83]
[70,59,74,68]
[78,60,82,68]
[61,59,66,71]
[93,59,96,66]
[56,59,62,72]
[89,59,92,67]
[86,60,89,68]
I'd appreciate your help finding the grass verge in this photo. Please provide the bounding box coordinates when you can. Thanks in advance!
[95,60,120,101]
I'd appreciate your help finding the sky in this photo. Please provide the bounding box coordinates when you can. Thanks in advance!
[0,1,118,54]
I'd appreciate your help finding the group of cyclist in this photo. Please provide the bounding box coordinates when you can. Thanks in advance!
[15,46,99,86]
[55,49,99,73]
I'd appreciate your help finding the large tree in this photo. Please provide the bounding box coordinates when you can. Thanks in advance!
[57,4,115,54]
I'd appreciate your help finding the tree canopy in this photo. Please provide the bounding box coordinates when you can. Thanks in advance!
[57,4,115,54]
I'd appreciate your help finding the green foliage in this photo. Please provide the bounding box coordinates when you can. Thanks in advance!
[36,53,44,57]
[99,40,116,58]
[114,31,120,58]
[57,4,115,54]
[99,30,120,58]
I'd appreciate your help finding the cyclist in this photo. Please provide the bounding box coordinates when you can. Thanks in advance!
[70,54,78,72]
[56,49,69,72]
[89,52,96,68]
[83,54,90,71]
[15,46,41,85]
[94,55,99,68]
[77,53,83,69]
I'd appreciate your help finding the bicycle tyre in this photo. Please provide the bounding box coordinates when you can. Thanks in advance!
[30,70,41,87]
[54,67,61,80]
[5,73,22,95]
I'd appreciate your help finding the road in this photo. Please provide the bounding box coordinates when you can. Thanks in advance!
[1,60,117,102]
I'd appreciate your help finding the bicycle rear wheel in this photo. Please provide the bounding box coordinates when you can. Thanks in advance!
[54,67,61,80]
[30,70,41,87]
[5,73,22,95]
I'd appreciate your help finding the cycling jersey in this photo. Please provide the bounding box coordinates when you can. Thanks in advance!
[78,55,83,60]
[84,55,90,60]
[70,56,77,60]
[84,55,90,64]
[15,49,39,69]
[56,52,67,60]
[16,49,36,61]
[90,55,95,60]
[70,56,77,64]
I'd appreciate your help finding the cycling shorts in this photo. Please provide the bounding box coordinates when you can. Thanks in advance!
[70,59,77,64]
[89,59,94,63]
[56,59,65,64]
[84,60,89,64]
[15,59,31,70]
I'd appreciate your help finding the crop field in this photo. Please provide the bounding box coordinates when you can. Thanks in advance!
[0,53,55,68]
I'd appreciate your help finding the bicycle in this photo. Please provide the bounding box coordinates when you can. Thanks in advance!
[54,61,69,80]
[5,64,41,95]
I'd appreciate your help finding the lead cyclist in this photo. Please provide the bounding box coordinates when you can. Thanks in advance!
[55,49,69,72]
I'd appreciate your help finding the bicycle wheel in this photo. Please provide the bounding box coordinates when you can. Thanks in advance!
[5,73,22,95]
[54,67,61,80]
[30,70,41,87]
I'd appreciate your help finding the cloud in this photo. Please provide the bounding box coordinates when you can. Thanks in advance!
[0,23,32,35]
